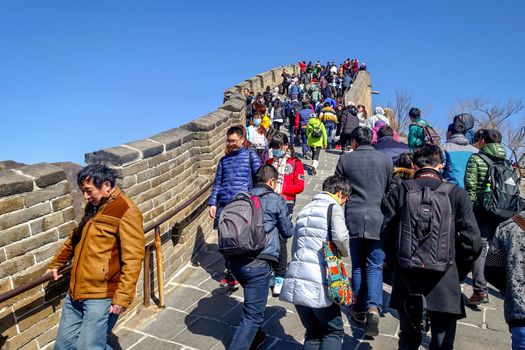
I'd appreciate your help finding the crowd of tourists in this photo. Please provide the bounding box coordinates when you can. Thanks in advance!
[40,59,523,350]
[208,62,525,350]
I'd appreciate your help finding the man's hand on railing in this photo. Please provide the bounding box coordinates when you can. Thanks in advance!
[45,268,63,281]
[209,205,217,219]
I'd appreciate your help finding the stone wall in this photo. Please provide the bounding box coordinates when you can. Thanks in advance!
[344,71,372,117]
[0,64,297,349]
[0,164,77,350]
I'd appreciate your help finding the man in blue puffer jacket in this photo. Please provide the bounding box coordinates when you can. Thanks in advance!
[209,125,262,287]
[227,164,294,350]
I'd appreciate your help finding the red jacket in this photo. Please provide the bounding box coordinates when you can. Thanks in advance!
[266,157,305,202]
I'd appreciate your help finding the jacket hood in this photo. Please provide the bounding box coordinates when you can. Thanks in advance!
[393,167,415,180]
[447,134,470,146]
[375,106,384,115]
[480,143,506,160]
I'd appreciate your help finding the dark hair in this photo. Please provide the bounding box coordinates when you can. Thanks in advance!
[227,125,245,138]
[481,129,502,144]
[269,132,295,157]
[350,126,372,145]
[395,152,414,169]
[266,127,279,140]
[413,144,443,168]
[473,129,486,143]
[324,102,331,107]
[378,125,394,139]
[409,107,421,119]
[302,101,310,109]
[255,164,278,184]
[77,164,117,188]
[447,122,466,136]
[322,176,351,197]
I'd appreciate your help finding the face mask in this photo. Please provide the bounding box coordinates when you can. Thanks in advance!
[253,119,262,126]
[272,149,285,158]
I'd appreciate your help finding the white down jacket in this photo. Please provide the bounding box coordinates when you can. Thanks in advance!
[280,193,349,308]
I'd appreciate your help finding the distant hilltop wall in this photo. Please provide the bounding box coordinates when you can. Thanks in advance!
[0,63,298,349]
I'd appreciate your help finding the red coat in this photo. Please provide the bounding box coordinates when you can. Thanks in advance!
[266,157,305,202]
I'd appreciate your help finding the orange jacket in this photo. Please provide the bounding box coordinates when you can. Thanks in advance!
[49,188,144,307]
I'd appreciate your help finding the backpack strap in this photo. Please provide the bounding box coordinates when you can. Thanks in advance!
[476,152,495,166]
[327,203,335,242]
[435,181,456,195]
[513,214,525,231]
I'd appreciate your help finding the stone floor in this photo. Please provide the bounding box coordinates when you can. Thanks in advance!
[110,148,511,350]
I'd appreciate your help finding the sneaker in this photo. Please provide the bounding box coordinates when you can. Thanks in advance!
[467,292,489,305]
[269,276,275,288]
[273,277,284,296]
[249,329,266,350]
[364,308,380,337]
[349,306,366,324]
[228,279,240,290]
[219,273,231,287]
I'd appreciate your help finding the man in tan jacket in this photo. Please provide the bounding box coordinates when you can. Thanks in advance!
[47,164,144,350]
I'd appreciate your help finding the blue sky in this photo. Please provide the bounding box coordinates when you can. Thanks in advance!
[1,0,524,165]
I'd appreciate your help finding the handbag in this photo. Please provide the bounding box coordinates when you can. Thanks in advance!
[322,204,353,305]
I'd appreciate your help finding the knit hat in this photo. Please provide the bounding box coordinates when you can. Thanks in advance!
[375,106,385,115]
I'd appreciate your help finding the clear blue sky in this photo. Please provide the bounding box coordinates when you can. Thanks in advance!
[1,0,524,165]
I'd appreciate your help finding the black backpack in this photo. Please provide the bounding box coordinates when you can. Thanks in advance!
[311,120,323,138]
[398,180,456,272]
[477,153,522,220]
[217,192,267,257]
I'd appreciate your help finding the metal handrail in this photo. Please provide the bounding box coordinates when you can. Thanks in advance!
[0,181,213,306]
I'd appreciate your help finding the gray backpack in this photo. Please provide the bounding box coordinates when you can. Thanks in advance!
[218,192,266,257]
[398,180,456,272]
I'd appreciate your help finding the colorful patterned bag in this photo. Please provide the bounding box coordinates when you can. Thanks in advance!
[323,204,353,305]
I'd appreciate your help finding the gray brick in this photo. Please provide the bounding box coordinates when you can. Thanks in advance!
[0,224,30,247]
[41,211,64,232]
[51,195,73,211]
[5,229,57,258]
[18,163,66,188]
[0,169,33,197]
[150,128,193,151]
[23,181,69,207]
[112,161,149,178]
[0,196,24,215]
[0,202,52,231]
[0,254,34,279]
[219,98,245,113]
[85,146,140,166]
[57,221,77,239]
[126,139,164,159]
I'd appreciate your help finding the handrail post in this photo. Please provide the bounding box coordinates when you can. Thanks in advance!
[143,246,151,307]
[154,226,165,308]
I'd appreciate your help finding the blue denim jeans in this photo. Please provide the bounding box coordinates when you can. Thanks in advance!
[323,121,335,148]
[228,258,272,350]
[349,238,385,312]
[300,127,309,157]
[295,303,344,350]
[55,293,118,350]
[513,327,525,350]
[289,125,295,147]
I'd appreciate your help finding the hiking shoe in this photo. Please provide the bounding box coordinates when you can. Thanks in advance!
[364,308,380,337]
[467,292,489,305]
[349,306,366,324]
[219,272,236,287]
[249,329,266,350]
[228,279,240,290]
[273,277,284,296]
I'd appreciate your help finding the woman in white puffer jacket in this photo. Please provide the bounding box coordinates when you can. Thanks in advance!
[280,176,351,350]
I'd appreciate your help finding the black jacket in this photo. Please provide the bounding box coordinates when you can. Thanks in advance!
[373,136,409,165]
[381,168,482,317]
[339,106,359,135]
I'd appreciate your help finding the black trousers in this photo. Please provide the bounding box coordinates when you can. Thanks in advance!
[398,309,457,350]
[340,134,352,150]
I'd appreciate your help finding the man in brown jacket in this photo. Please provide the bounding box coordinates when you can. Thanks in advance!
[47,164,144,350]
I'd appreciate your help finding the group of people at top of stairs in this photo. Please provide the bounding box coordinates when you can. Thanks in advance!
[208,59,525,350]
